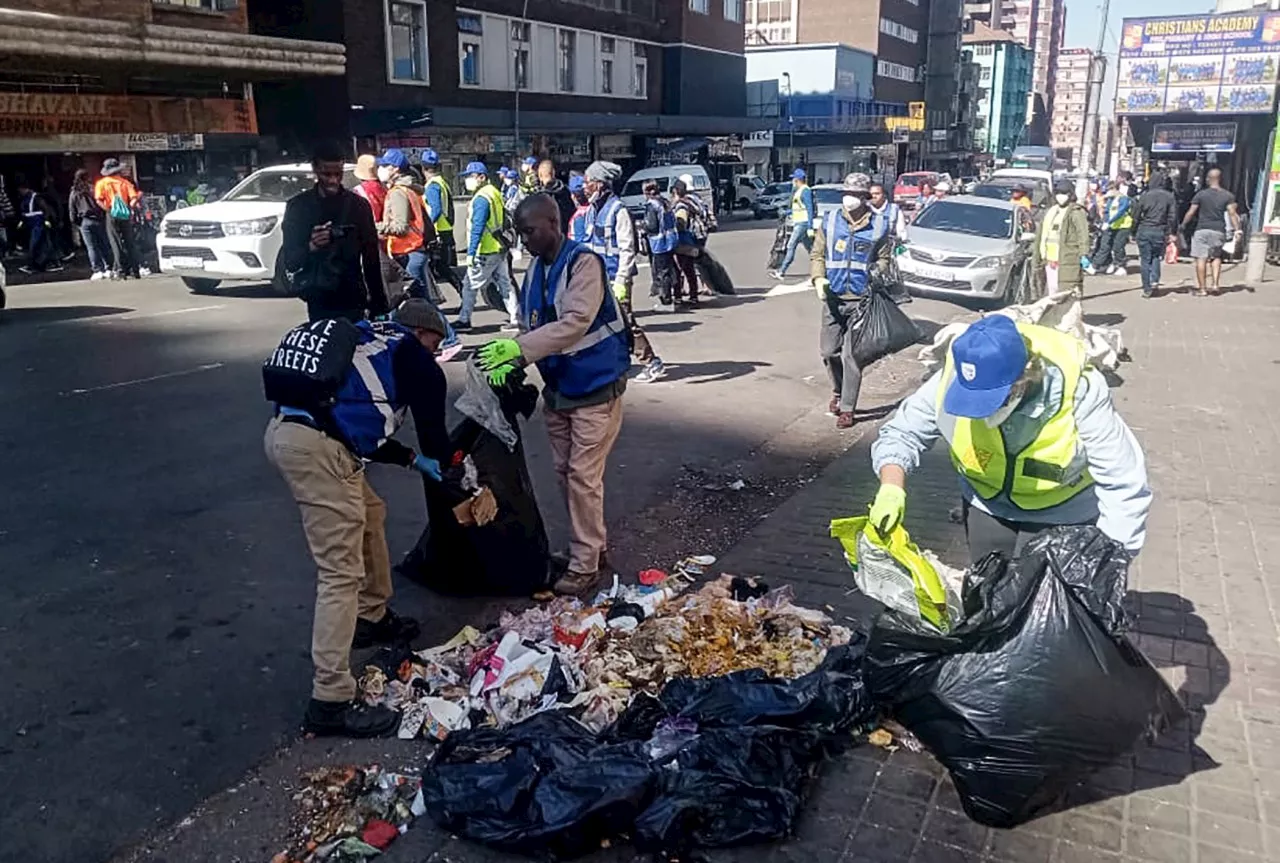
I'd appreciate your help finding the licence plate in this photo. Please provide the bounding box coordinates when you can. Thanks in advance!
[170,256,205,270]
[915,264,955,282]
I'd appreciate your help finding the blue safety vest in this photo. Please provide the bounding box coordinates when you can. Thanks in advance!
[588,195,629,281]
[870,202,901,242]
[520,239,630,398]
[331,321,410,457]
[568,204,591,243]
[645,199,678,254]
[823,210,876,298]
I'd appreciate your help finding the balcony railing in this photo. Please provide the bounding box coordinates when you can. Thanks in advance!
[557,0,659,17]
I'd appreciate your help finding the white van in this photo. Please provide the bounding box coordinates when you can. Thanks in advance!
[618,164,714,219]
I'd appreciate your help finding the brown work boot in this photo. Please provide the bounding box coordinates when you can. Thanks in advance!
[553,570,600,596]
[836,411,856,430]
[827,395,841,417]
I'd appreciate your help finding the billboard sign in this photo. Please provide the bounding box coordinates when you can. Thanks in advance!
[1116,13,1280,115]
[1150,122,1237,152]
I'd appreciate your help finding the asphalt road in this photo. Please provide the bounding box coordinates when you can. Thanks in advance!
[0,219,962,863]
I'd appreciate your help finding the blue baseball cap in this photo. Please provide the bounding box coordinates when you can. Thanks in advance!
[943,316,1028,419]
[522,156,537,167]
[791,168,807,180]
[378,148,410,170]
[421,148,440,166]
[463,161,488,176]
[568,174,585,193]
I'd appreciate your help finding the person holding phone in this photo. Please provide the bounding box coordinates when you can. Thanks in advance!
[281,140,389,323]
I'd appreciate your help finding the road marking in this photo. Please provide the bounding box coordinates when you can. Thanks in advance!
[62,362,225,396]
[119,304,226,320]
[766,281,815,297]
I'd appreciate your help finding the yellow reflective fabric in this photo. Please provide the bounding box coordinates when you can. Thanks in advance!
[425,174,452,232]
[790,185,809,224]
[1039,205,1066,263]
[937,323,1095,511]
[473,183,505,255]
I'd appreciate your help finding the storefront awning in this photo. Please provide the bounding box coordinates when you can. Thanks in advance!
[0,6,345,77]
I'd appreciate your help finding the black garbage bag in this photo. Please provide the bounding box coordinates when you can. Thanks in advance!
[422,642,876,858]
[422,711,656,859]
[866,526,1185,828]
[850,285,922,367]
[767,215,792,272]
[396,368,551,595]
[694,246,737,295]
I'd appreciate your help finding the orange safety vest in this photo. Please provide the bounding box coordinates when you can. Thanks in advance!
[385,186,427,256]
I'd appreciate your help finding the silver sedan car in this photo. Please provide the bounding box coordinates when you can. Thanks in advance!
[895,195,1037,307]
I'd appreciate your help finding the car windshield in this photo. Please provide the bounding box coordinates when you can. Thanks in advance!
[973,179,1049,205]
[622,177,669,197]
[763,183,789,196]
[912,200,1014,239]
[749,176,766,190]
[223,169,358,202]
[813,187,845,207]
[898,173,933,187]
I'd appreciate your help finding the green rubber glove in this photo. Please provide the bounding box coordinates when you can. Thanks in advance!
[814,277,830,299]
[612,279,630,302]
[869,484,906,535]
[478,338,521,371]
[487,363,517,387]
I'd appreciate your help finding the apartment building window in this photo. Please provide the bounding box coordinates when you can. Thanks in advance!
[600,36,615,94]
[690,0,709,11]
[387,0,429,84]
[152,0,237,9]
[457,13,482,86]
[724,0,743,21]
[879,18,919,44]
[877,59,915,82]
[511,21,530,90]
[633,44,648,98]
[558,29,577,92]
[980,67,991,81]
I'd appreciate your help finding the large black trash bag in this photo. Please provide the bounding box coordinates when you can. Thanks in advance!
[850,284,923,367]
[767,215,792,272]
[694,247,736,295]
[866,526,1186,828]
[396,370,551,595]
[421,711,656,858]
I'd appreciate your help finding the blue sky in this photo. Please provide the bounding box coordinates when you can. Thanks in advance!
[1063,0,1213,114]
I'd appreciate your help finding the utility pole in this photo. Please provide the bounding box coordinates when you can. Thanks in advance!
[513,0,530,156]
[1080,0,1111,174]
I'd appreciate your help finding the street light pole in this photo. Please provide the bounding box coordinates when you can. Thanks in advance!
[782,72,794,173]
[1080,0,1111,174]
[513,0,530,157]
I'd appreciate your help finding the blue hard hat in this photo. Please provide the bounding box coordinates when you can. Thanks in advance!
[378,148,410,170]
[522,156,537,167]
[463,161,488,176]
[568,174,585,193]
[791,168,807,180]
[421,148,440,166]
[943,316,1028,419]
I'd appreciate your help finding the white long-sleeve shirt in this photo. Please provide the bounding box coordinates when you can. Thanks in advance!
[871,366,1152,551]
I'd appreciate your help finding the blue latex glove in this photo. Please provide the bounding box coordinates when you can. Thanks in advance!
[487,363,517,387]
[478,338,521,371]
[413,454,442,481]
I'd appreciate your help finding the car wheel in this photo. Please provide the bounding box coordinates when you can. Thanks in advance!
[182,276,221,294]
[738,198,751,210]
[271,257,294,297]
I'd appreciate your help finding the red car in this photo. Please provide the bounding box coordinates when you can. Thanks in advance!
[894,172,939,211]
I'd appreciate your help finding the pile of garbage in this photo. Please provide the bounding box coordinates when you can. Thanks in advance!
[358,560,854,740]
[272,765,425,863]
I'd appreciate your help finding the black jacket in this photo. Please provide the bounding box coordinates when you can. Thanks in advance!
[537,178,576,233]
[69,186,102,225]
[1133,188,1177,236]
[281,186,388,320]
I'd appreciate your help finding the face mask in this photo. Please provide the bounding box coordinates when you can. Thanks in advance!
[1055,193,1069,206]
[376,166,394,184]
[464,176,480,192]
[843,195,864,212]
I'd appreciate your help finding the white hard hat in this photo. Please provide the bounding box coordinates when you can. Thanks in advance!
[679,173,695,187]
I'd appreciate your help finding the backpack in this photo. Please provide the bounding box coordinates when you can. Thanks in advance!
[262,317,362,410]
[109,192,130,220]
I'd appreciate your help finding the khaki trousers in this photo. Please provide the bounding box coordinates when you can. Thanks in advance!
[544,396,624,575]
[263,417,392,702]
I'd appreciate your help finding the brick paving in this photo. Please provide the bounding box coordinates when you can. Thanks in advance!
[709,265,1280,863]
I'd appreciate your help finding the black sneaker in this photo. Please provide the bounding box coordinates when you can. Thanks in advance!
[352,608,420,649]
[303,699,399,738]
[453,320,472,332]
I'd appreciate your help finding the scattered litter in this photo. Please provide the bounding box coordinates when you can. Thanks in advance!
[727,479,746,491]
[867,728,895,749]
[275,766,421,863]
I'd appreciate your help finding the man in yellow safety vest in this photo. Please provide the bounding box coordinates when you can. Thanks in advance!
[867,315,1150,564]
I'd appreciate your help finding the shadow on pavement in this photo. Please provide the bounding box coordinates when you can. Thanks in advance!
[854,400,902,421]
[204,282,280,300]
[658,359,773,383]
[644,319,702,334]
[1084,312,1126,326]
[1052,590,1227,817]
[1084,285,1144,302]
[2,304,132,323]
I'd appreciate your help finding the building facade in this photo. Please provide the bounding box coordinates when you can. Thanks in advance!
[252,0,749,176]
[963,0,1061,144]
[1050,47,1091,168]
[0,1,343,199]
[964,21,1032,159]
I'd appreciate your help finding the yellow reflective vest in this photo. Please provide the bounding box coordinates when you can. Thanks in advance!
[936,323,1094,511]
[790,184,812,225]
[1039,204,1067,263]
[471,182,505,256]
[424,174,452,233]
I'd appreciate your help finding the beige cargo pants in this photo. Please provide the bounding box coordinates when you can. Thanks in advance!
[544,396,624,575]
[264,417,392,702]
